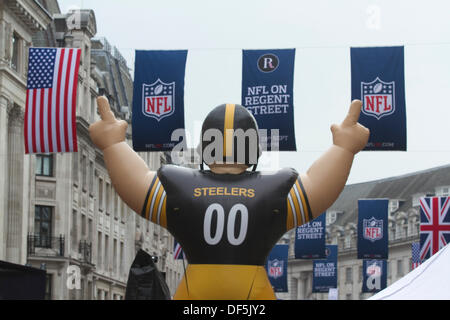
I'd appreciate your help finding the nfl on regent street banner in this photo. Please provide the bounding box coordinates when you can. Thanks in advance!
[357,199,389,259]
[351,46,406,151]
[132,50,188,151]
[295,212,326,259]
[419,196,450,261]
[241,49,296,151]
[362,260,387,293]
[265,244,289,292]
[312,245,338,293]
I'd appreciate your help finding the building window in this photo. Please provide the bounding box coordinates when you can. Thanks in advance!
[412,194,425,207]
[106,182,111,213]
[326,211,337,225]
[11,33,20,71]
[36,154,54,177]
[35,206,53,247]
[345,267,353,284]
[344,235,352,248]
[358,266,363,282]
[81,214,86,239]
[81,154,87,190]
[437,186,450,197]
[45,274,52,300]
[97,232,102,270]
[98,178,103,210]
[105,235,109,269]
[389,200,399,213]
[397,260,404,278]
[88,218,93,242]
[89,161,94,194]
[120,242,124,276]
[72,210,78,248]
[113,239,117,275]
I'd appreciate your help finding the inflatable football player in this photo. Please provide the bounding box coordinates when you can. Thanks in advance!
[89,97,369,299]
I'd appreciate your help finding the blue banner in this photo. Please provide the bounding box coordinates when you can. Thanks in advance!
[312,245,338,293]
[351,46,406,151]
[362,260,387,293]
[265,244,289,292]
[132,50,187,151]
[357,199,389,259]
[241,49,297,151]
[295,213,326,259]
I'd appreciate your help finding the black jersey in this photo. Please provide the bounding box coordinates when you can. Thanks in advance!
[141,165,312,266]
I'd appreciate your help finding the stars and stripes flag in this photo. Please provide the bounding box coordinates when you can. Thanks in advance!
[24,47,81,154]
[419,196,450,261]
[411,242,421,270]
[173,240,184,260]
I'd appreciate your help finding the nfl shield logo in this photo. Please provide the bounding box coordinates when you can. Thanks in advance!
[361,77,395,120]
[268,259,283,279]
[363,217,383,242]
[142,78,175,121]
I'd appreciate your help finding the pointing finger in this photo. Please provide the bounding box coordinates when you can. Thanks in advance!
[97,96,115,122]
[342,100,363,127]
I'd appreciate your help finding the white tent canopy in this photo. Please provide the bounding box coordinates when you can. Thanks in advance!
[369,243,450,300]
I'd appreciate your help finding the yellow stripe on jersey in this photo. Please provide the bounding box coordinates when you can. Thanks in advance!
[159,196,167,228]
[223,103,235,157]
[142,175,167,229]
[286,196,295,230]
[151,186,164,223]
[142,175,158,219]
[286,178,312,230]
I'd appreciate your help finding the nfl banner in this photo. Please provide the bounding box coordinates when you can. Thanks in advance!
[419,197,450,261]
[312,245,338,293]
[241,49,296,151]
[351,46,406,151]
[132,50,188,151]
[295,212,326,259]
[265,244,288,292]
[362,260,387,293]
[357,199,389,259]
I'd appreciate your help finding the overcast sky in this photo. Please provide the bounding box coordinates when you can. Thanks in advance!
[59,0,450,184]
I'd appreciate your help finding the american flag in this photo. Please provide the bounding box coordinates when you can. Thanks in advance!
[419,197,450,261]
[173,240,184,260]
[411,242,421,270]
[24,47,81,154]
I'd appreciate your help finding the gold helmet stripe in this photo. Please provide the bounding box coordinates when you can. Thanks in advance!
[224,103,236,157]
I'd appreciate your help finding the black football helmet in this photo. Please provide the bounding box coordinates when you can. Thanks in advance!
[198,103,262,171]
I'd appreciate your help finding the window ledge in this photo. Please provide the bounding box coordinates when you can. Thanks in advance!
[36,175,56,183]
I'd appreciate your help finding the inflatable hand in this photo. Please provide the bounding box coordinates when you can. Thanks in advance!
[330,100,370,154]
[89,96,128,151]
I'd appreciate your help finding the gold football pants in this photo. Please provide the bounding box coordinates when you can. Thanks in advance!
[173,264,276,300]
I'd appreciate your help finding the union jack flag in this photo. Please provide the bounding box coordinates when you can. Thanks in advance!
[173,240,184,260]
[411,242,421,270]
[419,197,450,261]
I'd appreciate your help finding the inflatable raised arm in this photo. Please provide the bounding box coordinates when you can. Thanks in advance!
[300,99,370,218]
[89,96,155,214]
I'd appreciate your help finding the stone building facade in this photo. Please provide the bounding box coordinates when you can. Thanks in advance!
[0,0,184,299]
[279,164,450,300]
